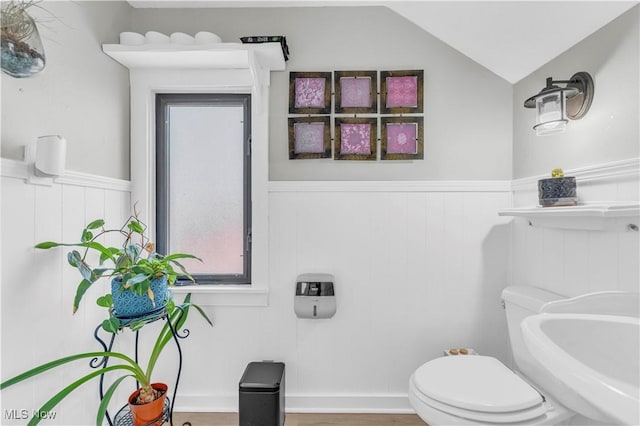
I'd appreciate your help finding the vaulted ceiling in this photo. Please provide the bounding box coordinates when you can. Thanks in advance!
[127,0,639,83]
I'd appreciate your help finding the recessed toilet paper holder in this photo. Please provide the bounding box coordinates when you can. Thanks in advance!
[294,273,336,319]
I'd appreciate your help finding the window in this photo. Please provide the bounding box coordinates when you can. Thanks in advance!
[156,93,251,284]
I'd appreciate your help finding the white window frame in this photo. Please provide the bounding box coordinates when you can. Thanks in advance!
[128,65,270,306]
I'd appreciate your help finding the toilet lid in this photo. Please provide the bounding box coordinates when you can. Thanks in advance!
[412,356,543,413]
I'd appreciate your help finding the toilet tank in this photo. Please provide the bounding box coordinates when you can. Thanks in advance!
[502,286,565,374]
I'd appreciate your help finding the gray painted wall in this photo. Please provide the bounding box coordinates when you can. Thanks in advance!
[4,3,636,182]
[132,6,514,181]
[513,5,639,179]
[1,1,131,180]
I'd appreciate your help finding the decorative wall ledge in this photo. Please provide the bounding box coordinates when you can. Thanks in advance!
[269,180,511,193]
[1,157,132,192]
[512,158,639,192]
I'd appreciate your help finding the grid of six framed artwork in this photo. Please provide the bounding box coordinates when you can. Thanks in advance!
[288,70,424,161]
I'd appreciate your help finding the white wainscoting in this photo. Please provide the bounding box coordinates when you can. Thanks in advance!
[168,181,513,413]
[510,158,640,297]
[3,155,638,417]
[1,164,132,426]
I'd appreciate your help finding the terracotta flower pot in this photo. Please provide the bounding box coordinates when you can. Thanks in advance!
[128,383,167,426]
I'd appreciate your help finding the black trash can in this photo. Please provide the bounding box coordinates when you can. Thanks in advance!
[239,361,285,426]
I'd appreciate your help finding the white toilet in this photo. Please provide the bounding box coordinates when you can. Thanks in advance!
[409,285,575,425]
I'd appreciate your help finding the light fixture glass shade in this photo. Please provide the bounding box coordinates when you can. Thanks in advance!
[534,90,568,136]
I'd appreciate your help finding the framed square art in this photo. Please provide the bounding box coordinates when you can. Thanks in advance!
[289,72,332,114]
[381,116,424,160]
[288,117,331,159]
[334,117,377,161]
[334,70,377,114]
[380,70,424,114]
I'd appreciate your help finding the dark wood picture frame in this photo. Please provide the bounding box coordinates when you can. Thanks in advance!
[289,72,332,114]
[334,70,377,114]
[334,117,378,161]
[381,116,424,160]
[288,116,332,159]
[380,70,424,114]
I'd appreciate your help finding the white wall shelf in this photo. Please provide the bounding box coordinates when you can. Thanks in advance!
[102,42,286,71]
[499,203,640,231]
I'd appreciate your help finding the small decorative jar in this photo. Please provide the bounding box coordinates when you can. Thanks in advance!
[538,168,577,207]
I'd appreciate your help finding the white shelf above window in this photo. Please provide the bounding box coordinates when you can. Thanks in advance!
[498,203,640,231]
[102,42,286,71]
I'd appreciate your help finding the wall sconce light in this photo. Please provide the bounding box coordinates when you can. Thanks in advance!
[26,135,67,185]
[524,71,594,136]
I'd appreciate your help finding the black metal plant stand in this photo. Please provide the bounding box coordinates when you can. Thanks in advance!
[91,305,189,426]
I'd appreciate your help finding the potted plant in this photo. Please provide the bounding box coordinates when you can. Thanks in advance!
[0,293,212,426]
[35,211,200,324]
[538,167,577,207]
[1,0,46,77]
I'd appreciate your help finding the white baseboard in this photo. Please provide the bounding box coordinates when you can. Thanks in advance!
[173,393,414,414]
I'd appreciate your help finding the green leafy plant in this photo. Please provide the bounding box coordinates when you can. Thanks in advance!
[0,294,212,426]
[35,210,200,314]
[551,168,565,178]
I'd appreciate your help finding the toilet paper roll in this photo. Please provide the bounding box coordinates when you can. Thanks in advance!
[195,31,222,44]
[170,32,195,45]
[119,32,145,45]
[145,31,170,44]
[35,135,66,176]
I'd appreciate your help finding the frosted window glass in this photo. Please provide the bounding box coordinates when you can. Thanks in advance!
[167,105,245,275]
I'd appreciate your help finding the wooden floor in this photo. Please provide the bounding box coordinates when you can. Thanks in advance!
[173,412,428,426]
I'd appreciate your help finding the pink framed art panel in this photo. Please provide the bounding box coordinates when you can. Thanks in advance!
[381,116,424,160]
[289,72,332,114]
[380,70,424,114]
[334,117,377,161]
[288,116,332,159]
[334,70,377,114]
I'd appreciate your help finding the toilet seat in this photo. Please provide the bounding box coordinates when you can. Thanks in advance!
[410,356,547,423]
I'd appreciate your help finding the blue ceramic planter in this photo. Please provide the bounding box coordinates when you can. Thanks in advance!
[111,276,168,317]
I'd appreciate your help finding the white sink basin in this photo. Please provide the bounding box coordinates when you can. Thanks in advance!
[522,313,639,425]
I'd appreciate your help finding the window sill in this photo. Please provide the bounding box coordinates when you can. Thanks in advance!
[171,285,269,307]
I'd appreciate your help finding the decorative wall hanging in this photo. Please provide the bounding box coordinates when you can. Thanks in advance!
[289,72,332,114]
[288,116,331,159]
[380,116,424,160]
[286,69,425,161]
[334,117,377,161]
[380,70,424,114]
[1,1,47,78]
[334,70,377,114]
